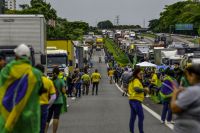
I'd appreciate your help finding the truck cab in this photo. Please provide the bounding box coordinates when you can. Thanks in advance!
[0,45,36,65]
[47,47,68,77]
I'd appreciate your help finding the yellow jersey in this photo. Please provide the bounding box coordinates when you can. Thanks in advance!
[91,72,101,83]
[151,73,158,86]
[40,76,56,105]
[108,70,114,77]
[81,74,90,83]
[128,78,144,102]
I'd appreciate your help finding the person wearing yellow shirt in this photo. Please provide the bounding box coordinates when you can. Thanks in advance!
[149,70,159,95]
[128,67,148,133]
[81,70,91,95]
[108,68,114,84]
[35,64,56,133]
[91,69,101,95]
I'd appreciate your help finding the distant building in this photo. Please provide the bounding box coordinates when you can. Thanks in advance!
[0,0,5,14]
[5,0,16,10]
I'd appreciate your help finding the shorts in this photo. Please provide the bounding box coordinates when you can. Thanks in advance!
[47,104,62,122]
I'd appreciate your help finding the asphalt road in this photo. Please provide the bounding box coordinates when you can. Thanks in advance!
[47,49,173,133]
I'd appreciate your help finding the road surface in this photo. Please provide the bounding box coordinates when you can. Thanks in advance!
[48,49,173,133]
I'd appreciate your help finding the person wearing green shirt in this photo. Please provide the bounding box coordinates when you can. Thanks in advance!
[46,67,66,133]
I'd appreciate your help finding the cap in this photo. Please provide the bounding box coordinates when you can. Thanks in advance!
[14,44,30,58]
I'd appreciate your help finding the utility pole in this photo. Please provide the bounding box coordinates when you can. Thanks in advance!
[143,19,145,28]
[116,15,119,26]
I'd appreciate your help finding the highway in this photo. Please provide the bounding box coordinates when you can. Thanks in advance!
[47,49,173,133]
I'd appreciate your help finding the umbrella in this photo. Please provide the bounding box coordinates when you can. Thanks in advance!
[136,61,157,67]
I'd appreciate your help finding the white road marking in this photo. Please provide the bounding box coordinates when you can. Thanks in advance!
[115,83,174,130]
[50,119,53,126]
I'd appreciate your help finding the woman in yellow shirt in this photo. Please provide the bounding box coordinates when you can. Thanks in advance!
[128,67,148,133]
[108,68,114,84]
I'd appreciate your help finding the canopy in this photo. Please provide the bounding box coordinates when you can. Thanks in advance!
[136,61,157,67]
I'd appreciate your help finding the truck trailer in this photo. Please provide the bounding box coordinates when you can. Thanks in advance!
[0,15,46,65]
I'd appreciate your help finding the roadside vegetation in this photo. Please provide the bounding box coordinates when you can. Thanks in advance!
[191,38,199,44]
[5,0,89,40]
[149,0,200,35]
[141,33,156,38]
[104,39,130,66]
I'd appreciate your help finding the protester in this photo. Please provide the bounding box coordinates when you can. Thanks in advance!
[81,70,91,95]
[46,67,66,133]
[91,69,101,95]
[75,69,83,98]
[121,67,132,96]
[58,71,68,113]
[171,64,200,133]
[113,68,119,83]
[149,69,159,95]
[0,44,43,133]
[128,67,148,133]
[67,72,73,97]
[179,69,190,87]
[160,69,175,124]
[108,67,114,84]
[35,64,56,133]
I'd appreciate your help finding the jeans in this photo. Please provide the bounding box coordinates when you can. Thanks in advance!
[40,105,48,133]
[129,100,144,133]
[92,82,99,95]
[161,101,172,122]
[75,83,82,97]
[82,83,90,95]
[68,84,73,96]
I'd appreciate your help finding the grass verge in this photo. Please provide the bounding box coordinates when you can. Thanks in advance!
[141,33,156,38]
[104,38,130,66]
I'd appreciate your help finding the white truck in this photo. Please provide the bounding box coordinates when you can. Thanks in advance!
[47,47,68,77]
[0,15,46,65]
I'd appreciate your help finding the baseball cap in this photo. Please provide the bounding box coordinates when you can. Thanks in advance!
[14,44,30,57]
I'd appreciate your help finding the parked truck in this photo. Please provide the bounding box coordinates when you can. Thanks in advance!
[47,47,68,77]
[0,15,46,65]
[95,36,104,50]
[47,40,75,72]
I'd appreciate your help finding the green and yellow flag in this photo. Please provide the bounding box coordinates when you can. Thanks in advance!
[0,58,42,133]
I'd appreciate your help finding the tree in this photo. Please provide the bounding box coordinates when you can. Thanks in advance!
[5,0,89,40]
[149,0,200,34]
[148,19,160,32]
[97,20,113,29]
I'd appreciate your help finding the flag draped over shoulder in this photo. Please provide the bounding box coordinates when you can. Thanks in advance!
[0,58,42,133]
[159,76,174,101]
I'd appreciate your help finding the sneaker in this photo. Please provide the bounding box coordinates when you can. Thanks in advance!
[71,97,76,100]
[145,94,150,98]
[161,120,165,124]
[167,121,175,124]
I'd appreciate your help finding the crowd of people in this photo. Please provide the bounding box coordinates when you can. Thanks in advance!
[104,47,200,133]
[0,44,102,133]
[0,43,199,133]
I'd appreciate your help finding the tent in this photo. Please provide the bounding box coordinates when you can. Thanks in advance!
[136,61,157,67]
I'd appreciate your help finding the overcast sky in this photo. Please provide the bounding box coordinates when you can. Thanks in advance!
[16,0,182,27]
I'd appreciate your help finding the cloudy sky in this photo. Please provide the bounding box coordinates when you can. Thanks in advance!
[16,0,182,26]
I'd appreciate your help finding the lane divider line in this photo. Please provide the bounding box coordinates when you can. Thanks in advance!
[115,83,174,130]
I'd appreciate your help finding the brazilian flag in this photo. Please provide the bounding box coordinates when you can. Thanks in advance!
[0,58,42,133]
[58,72,68,113]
